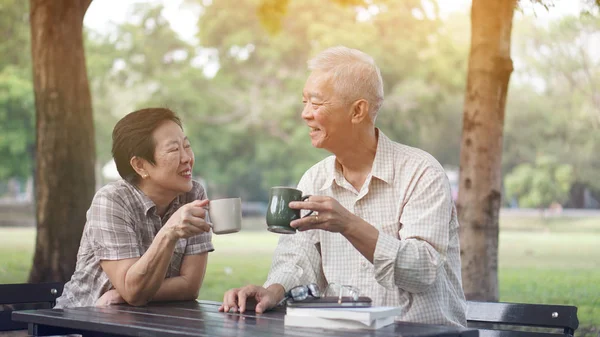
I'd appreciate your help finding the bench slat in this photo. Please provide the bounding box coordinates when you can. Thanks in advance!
[466,301,579,337]
[0,282,63,305]
[478,328,570,337]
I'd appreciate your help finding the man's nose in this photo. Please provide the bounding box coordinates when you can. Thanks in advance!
[301,104,312,120]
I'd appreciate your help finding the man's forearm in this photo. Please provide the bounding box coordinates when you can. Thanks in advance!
[124,231,176,305]
[342,218,379,263]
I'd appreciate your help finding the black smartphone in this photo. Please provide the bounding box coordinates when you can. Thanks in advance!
[286,296,372,308]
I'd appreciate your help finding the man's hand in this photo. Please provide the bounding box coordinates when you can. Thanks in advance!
[95,289,126,306]
[161,199,211,241]
[218,285,283,314]
[289,196,359,234]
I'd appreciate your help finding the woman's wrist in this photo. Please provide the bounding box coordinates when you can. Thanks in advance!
[157,226,178,243]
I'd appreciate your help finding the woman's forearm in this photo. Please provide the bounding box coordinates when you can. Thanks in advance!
[123,231,177,305]
[150,276,198,302]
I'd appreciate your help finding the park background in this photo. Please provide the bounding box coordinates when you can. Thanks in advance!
[0,0,598,335]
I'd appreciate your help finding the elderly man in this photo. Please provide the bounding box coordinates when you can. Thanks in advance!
[220,46,467,327]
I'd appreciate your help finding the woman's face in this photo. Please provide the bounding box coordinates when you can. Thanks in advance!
[142,120,194,196]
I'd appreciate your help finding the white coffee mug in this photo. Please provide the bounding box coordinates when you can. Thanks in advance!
[208,198,242,235]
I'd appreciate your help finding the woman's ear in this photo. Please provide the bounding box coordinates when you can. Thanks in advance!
[351,99,370,124]
[130,156,148,179]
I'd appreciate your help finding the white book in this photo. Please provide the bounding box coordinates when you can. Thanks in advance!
[284,314,396,330]
[286,306,402,323]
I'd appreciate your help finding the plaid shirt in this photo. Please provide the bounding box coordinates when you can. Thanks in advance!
[264,130,467,327]
[55,179,214,308]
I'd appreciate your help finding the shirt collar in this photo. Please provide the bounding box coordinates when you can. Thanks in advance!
[125,180,183,216]
[319,157,337,191]
[371,130,395,185]
[318,128,395,191]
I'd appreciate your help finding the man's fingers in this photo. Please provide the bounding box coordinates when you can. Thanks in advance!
[237,289,250,313]
[255,300,267,314]
[222,289,239,312]
[288,200,325,212]
[290,215,323,230]
[237,286,260,313]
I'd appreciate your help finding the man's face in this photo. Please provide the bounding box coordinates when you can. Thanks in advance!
[301,70,352,151]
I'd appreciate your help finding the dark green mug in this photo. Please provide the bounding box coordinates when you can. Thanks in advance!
[266,187,313,234]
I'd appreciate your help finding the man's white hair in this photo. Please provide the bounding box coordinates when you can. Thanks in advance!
[308,46,384,121]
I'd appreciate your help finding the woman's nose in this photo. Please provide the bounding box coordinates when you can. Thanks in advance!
[181,150,192,163]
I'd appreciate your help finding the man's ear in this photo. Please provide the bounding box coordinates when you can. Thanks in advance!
[351,99,370,124]
[130,156,148,179]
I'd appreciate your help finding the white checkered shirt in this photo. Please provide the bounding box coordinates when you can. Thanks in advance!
[55,179,214,308]
[264,130,467,327]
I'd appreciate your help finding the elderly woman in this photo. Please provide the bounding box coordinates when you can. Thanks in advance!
[55,108,213,308]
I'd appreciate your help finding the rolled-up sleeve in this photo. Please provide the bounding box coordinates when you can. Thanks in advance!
[263,172,326,292]
[373,167,452,293]
[89,191,141,261]
[184,183,214,254]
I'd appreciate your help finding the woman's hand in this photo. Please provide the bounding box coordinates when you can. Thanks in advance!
[96,289,126,306]
[288,196,359,234]
[161,199,211,241]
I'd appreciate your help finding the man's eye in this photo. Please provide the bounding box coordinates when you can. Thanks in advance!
[184,143,191,149]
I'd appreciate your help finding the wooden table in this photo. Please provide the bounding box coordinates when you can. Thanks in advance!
[12,300,479,337]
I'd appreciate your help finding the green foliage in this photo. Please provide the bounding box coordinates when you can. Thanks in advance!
[504,14,600,195]
[257,0,290,34]
[0,1,34,180]
[504,155,574,208]
[80,0,466,200]
[0,67,35,180]
[192,0,466,198]
[0,0,30,70]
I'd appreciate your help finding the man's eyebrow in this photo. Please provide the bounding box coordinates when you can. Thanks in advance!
[309,92,323,99]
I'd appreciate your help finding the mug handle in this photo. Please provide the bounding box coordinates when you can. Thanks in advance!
[300,195,314,217]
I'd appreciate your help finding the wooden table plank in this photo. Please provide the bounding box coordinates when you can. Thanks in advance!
[12,300,478,337]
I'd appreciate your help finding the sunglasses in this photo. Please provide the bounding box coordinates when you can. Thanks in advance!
[281,283,360,305]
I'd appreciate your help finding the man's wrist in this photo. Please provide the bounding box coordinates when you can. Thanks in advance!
[341,215,365,237]
[266,284,286,303]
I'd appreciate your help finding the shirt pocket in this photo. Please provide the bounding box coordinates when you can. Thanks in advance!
[166,239,187,278]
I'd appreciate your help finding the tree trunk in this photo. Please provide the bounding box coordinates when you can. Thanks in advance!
[28,0,95,283]
[457,0,516,301]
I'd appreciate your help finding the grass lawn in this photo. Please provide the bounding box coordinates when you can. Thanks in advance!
[1,222,598,336]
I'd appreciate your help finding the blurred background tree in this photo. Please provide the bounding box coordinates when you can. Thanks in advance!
[0,0,598,286]
[505,155,574,209]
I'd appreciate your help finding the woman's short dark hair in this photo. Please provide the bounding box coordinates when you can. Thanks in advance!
[112,108,182,183]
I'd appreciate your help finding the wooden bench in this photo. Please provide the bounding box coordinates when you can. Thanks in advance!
[467,301,579,337]
[0,282,63,331]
